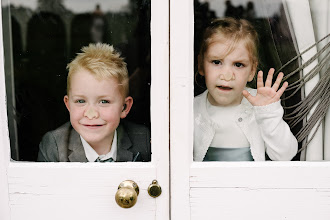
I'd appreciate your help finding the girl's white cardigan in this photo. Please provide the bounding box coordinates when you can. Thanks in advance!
[194,88,298,161]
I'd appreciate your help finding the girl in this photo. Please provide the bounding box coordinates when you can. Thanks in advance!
[194,17,298,161]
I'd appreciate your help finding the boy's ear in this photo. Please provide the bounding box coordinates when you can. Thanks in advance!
[197,54,205,76]
[64,95,70,112]
[120,96,133,119]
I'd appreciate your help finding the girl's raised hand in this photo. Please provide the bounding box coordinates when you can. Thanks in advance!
[242,68,288,106]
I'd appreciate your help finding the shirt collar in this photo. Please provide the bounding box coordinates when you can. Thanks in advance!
[80,130,117,162]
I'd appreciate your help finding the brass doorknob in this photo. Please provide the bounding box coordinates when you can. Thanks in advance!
[148,180,162,198]
[115,180,139,208]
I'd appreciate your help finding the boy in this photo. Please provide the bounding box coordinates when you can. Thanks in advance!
[38,43,151,162]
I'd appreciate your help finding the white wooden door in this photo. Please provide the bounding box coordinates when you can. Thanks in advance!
[2,0,330,219]
[0,1,169,219]
[170,0,330,219]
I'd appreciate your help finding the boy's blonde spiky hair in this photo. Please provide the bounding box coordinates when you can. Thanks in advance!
[66,43,129,97]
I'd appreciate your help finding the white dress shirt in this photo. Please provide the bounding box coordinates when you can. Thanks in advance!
[80,130,117,162]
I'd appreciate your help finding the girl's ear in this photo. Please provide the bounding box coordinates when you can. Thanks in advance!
[197,54,205,76]
[120,96,133,119]
[248,62,258,82]
[64,95,70,112]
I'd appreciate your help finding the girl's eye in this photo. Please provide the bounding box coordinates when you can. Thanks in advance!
[235,63,244,68]
[100,100,110,104]
[75,100,85,104]
[212,60,221,65]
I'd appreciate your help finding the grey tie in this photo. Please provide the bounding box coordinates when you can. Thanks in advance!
[95,157,114,162]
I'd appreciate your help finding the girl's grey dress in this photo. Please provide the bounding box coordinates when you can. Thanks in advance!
[203,147,254,161]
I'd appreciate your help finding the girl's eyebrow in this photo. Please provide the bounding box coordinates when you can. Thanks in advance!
[234,59,250,63]
[206,55,250,63]
[206,54,223,59]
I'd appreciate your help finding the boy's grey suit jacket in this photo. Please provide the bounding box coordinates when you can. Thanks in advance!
[37,120,151,162]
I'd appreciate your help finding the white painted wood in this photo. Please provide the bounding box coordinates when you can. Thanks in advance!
[2,0,19,160]
[150,0,170,218]
[2,0,330,219]
[170,0,194,219]
[0,0,169,219]
[191,162,330,188]
[285,0,323,160]
[190,188,330,220]
[190,162,330,220]
[8,163,157,219]
[0,0,11,217]
[170,0,330,219]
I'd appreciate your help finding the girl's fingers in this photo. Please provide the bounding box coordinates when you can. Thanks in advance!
[275,81,288,99]
[265,68,275,87]
[257,70,264,89]
[243,90,255,104]
[272,72,284,91]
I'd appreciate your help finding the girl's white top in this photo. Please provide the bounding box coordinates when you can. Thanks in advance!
[194,88,298,161]
[206,100,249,148]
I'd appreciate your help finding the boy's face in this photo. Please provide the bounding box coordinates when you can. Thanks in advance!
[64,69,132,149]
[199,36,256,107]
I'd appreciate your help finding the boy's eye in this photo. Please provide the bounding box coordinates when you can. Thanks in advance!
[235,63,245,68]
[75,100,85,104]
[100,100,110,104]
[212,60,221,65]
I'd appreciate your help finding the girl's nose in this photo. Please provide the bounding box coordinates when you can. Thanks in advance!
[84,106,99,119]
[220,67,235,81]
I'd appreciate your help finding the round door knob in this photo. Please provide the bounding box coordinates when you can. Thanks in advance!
[115,180,139,208]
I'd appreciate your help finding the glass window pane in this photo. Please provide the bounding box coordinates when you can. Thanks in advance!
[2,0,151,162]
[194,0,328,161]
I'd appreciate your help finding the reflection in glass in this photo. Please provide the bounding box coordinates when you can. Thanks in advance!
[2,0,151,161]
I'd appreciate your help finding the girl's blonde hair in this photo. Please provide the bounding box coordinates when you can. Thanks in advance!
[66,43,129,97]
[198,17,259,72]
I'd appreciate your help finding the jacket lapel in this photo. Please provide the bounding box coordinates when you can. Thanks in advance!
[116,123,133,162]
[68,128,88,162]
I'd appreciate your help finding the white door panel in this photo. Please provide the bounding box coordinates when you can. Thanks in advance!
[170,0,330,219]
[2,0,330,219]
[8,163,156,219]
[191,163,330,220]
[191,188,330,219]
[0,0,169,219]
[191,162,330,188]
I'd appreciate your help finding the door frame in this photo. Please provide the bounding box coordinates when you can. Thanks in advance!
[0,0,169,219]
[170,0,194,218]
[170,0,330,219]
[0,0,11,213]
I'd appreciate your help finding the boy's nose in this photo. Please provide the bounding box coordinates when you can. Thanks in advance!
[84,106,99,119]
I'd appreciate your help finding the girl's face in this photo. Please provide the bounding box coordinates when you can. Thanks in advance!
[199,36,256,107]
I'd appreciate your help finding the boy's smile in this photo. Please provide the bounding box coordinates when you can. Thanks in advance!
[64,68,132,154]
[199,37,256,107]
